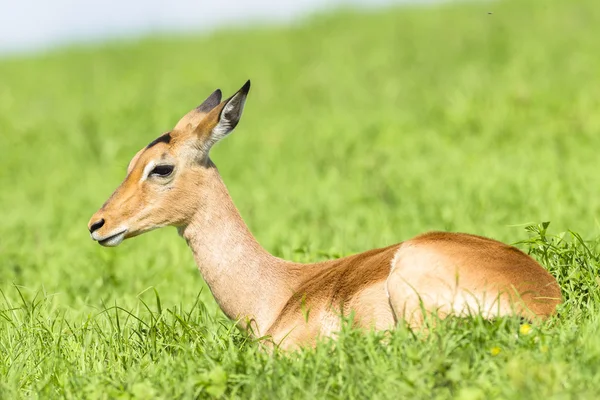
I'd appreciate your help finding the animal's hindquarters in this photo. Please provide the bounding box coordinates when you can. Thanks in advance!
[385,232,562,325]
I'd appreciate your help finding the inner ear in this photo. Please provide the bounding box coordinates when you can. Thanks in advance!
[204,80,251,145]
[218,92,246,133]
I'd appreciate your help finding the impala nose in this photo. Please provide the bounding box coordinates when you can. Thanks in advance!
[89,218,105,233]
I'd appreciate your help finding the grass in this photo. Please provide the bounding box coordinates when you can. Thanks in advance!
[2,0,600,397]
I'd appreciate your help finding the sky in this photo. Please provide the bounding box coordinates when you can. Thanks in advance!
[0,0,444,54]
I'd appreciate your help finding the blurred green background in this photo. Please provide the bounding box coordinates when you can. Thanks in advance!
[1,0,600,397]
[2,0,599,302]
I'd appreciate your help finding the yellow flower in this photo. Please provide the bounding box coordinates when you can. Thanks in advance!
[520,324,532,335]
[490,347,501,356]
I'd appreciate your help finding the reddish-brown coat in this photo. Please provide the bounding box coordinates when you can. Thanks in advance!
[89,82,563,350]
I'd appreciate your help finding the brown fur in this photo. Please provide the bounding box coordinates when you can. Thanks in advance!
[88,82,562,350]
[387,232,561,328]
[266,245,399,347]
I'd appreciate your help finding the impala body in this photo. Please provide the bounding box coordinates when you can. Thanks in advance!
[88,81,562,349]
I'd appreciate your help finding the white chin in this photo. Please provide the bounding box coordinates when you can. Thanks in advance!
[98,232,126,247]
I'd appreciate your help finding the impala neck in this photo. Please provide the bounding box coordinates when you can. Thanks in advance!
[179,162,298,336]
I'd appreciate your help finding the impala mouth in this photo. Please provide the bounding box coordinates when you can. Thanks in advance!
[93,229,128,247]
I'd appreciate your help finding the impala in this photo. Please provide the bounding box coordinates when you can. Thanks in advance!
[88,81,562,349]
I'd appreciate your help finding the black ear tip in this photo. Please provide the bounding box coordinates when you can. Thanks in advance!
[240,79,251,94]
[215,89,222,96]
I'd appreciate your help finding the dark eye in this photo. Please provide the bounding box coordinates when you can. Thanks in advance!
[149,165,174,177]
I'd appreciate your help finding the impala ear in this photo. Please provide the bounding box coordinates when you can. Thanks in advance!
[174,88,222,131]
[197,80,250,148]
[196,89,222,113]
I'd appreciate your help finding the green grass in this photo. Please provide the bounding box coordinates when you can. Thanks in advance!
[2,0,600,397]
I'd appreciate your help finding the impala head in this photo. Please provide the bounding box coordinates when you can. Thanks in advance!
[87,80,250,246]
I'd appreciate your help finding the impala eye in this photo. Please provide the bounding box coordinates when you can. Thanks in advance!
[149,165,174,177]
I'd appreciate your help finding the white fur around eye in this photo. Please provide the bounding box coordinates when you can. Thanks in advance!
[141,161,156,182]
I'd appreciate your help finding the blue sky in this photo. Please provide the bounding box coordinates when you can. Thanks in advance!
[0,0,443,54]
